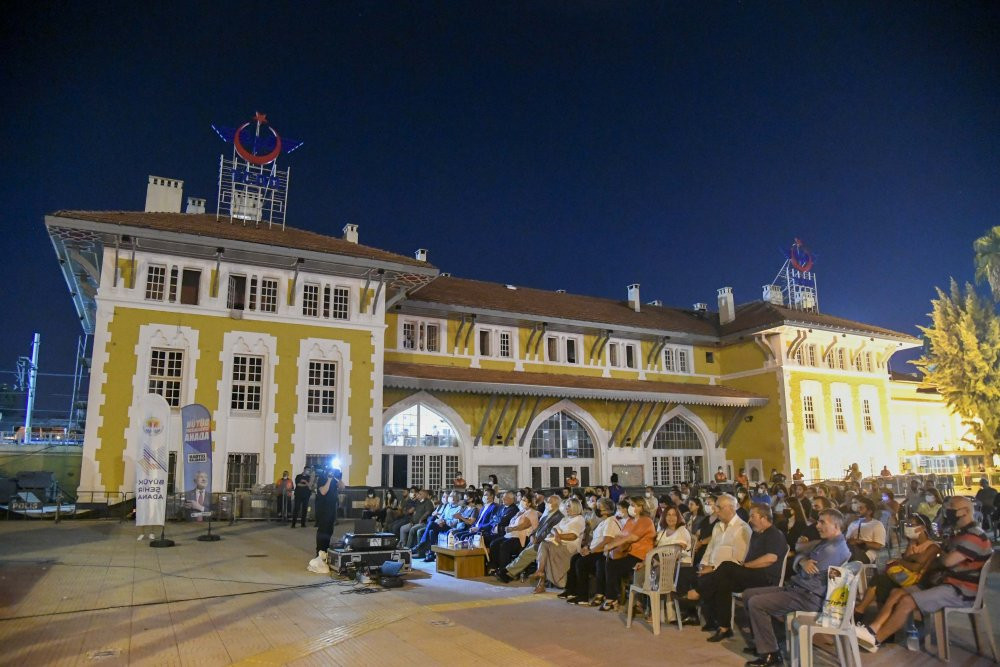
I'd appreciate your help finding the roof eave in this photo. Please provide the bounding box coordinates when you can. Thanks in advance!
[719,320,920,346]
[45,214,439,278]
[383,374,767,408]
[404,299,719,343]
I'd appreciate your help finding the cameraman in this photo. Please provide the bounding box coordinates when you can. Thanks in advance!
[314,467,341,556]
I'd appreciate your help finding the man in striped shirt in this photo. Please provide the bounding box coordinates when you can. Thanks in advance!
[855,496,992,652]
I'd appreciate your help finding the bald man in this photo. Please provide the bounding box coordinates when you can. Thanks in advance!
[855,496,992,652]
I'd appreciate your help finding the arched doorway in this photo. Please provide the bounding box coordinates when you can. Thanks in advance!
[383,403,462,490]
[649,415,706,486]
[528,410,597,488]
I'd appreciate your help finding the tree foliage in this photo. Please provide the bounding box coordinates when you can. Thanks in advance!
[973,225,1000,302]
[915,280,1000,455]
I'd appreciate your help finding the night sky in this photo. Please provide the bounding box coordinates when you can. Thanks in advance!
[3,2,999,418]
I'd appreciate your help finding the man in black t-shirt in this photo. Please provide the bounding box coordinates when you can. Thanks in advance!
[290,467,312,528]
[688,503,788,640]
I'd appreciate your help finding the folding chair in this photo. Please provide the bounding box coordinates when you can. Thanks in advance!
[731,545,791,630]
[626,545,683,635]
[925,553,998,662]
[787,561,865,667]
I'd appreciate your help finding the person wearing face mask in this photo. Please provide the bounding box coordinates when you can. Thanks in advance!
[734,487,751,522]
[686,496,708,538]
[491,495,542,582]
[564,498,621,604]
[582,492,599,529]
[614,497,631,529]
[452,487,498,543]
[643,487,657,516]
[693,495,719,567]
[387,487,418,537]
[751,484,771,506]
[855,497,991,652]
[361,487,382,522]
[504,496,565,581]
[916,487,944,526]
[482,491,520,548]
[592,498,656,611]
[400,489,435,549]
[742,509,850,665]
[853,513,940,621]
[414,492,463,561]
[532,497,586,593]
[845,496,886,564]
[698,493,751,577]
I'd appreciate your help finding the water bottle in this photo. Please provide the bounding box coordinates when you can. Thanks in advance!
[447,531,456,549]
[905,621,920,651]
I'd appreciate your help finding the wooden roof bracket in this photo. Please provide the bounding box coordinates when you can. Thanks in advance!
[643,402,673,448]
[503,397,528,445]
[531,323,548,359]
[646,336,669,369]
[487,395,513,447]
[785,329,806,360]
[473,393,498,447]
[518,397,543,447]
[607,400,635,448]
[755,333,777,362]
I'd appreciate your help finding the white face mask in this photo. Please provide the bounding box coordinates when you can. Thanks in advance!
[627,505,638,518]
[409,492,416,499]
[645,492,653,498]
[904,526,920,539]
[520,501,529,511]
[850,503,859,512]
[587,499,596,508]
[925,495,935,504]
[705,505,715,516]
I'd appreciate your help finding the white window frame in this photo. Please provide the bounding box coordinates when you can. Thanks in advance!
[803,395,817,432]
[302,283,320,317]
[475,326,516,360]
[306,360,337,418]
[148,348,183,407]
[834,397,848,433]
[606,339,639,370]
[259,277,279,313]
[145,264,167,301]
[662,344,694,374]
[862,398,874,433]
[330,286,350,320]
[543,333,583,365]
[231,354,264,414]
[398,317,444,353]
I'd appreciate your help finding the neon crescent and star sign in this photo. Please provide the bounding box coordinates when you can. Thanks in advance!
[789,238,814,272]
[233,111,282,165]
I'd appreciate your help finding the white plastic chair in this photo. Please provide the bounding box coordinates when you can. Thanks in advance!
[787,561,865,667]
[626,545,683,635]
[925,553,998,662]
[730,545,791,630]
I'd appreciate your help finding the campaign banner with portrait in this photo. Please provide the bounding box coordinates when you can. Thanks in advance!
[181,403,213,521]
[135,393,170,526]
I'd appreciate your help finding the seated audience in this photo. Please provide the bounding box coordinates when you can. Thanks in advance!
[413,491,462,560]
[688,503,787,641]
[490,495,541,581]
[532,497,587,592]
[563,498,620,604]
[855,496,992,652]
[504,495,564,580]
[854,513,939,620]
[916,487,944,526]
[400,489,435,548]
[452,487,497,542]
[845,495,887,564]
[742,509,850,665]
[361,487,383,522]
[592,497,656,611]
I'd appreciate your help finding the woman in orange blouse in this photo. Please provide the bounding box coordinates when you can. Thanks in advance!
[591,497,655,611]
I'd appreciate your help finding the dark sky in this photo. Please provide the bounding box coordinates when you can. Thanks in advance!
[3,2,999,418]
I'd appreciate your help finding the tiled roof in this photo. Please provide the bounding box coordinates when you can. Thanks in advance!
[722,301,917,341]
[409,276,919,342]
[383,361,767,407]
[408,276,720,336]
[51,211,433,269]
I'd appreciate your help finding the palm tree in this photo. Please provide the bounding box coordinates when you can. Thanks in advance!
[973,226,1000,301]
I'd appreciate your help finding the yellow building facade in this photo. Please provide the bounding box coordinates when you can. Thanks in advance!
[49,206,939,496]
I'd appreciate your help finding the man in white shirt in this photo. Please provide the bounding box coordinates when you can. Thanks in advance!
[700,493,751,572]
[845,496,886,564]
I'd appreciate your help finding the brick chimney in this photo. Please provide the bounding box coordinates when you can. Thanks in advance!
[717,287,735,325]
[627,284,641,312]
[342,223,359,244]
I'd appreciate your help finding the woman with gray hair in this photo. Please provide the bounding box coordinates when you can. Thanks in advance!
[530,496,587,593]
[562,497,621,603]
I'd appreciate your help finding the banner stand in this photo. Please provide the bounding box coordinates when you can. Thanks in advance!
[197,518,221,542]
[150,526,175,548]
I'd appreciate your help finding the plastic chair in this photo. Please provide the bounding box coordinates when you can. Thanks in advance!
[626,545,683,635]
[730,545,791,630]
[925,553,998,662]
[787,561,865,667]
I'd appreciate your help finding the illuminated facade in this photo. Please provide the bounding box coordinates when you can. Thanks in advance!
[50,205,944,495]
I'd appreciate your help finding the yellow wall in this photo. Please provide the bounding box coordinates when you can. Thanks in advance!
[95,306,377,489]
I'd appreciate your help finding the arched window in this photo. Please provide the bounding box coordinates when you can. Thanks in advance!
[652,417,702,450]
[530,412,595,459]
[384,404,458,448]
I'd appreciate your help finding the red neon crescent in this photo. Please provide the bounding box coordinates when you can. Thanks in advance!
[233,122,282,165]
[789,247,814,273]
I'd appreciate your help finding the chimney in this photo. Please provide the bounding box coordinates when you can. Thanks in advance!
[556,289,566,294]
[763,284,784,306]
[717,287,735,325]
[145,175,183,213]
[627,283,641,312]
[185,196,206,214]
[415,248,428,262]
[342,223,359,244]
[693,302,708,313]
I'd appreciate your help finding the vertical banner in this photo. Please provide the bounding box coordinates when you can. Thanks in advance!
[181,404,213,521]
[135,393,170,526]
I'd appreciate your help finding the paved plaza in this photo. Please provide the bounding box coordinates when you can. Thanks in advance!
[0,519,997,666]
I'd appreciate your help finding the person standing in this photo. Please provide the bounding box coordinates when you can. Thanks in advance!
[290,467,312,528]
[608,473,625,503]
[314,469,339,557]
[274,470,294,522]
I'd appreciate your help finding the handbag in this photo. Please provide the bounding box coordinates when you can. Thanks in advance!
[885,562,921,587]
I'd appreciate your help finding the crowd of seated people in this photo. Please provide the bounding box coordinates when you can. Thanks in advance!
[369,467,992,664]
